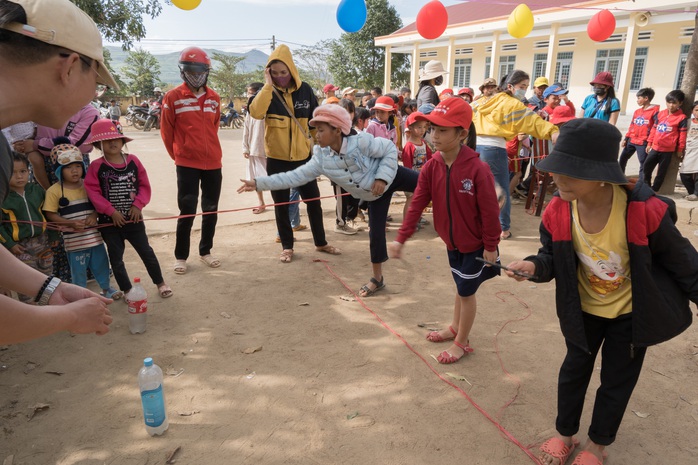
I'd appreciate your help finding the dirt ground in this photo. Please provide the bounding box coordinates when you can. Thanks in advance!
[1,127,697,465]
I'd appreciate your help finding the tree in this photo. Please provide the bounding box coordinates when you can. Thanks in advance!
[658,11,698,195]
[327,0,409,91]
[208,53,247,101]
[70,0,163,50]
[101,48,127,98]
[121,49,162,98]
[294,40,334,94]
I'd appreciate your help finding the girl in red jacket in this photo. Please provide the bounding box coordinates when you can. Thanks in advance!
[389,98,502,364]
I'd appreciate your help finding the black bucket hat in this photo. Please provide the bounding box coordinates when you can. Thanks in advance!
[536,118,627,184]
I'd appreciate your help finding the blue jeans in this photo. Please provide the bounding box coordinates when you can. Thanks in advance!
[477,145,510,232]
[68,244,111,290]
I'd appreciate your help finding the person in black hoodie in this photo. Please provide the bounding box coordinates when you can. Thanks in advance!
[505,118,698,465]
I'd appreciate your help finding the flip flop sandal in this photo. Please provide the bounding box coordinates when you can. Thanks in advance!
[174,260,187,275]
[280,249,294,263]
[158,284,174,298]
[539,437,579,465]
[200,255,221,268]
[436,340,474,364]
[252,206,266,214]
[358,277,385,297]
[571,451,604,465]
[316,244,341,255]
[426,325,457,342]
[500,231,513,240]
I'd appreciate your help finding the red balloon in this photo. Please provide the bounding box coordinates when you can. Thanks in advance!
[417,1,448,40]
[587,10,616,42]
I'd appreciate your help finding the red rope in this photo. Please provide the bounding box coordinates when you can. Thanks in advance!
[313,259,543,465]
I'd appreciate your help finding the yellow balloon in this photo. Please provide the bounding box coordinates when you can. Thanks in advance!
[507,4,534,39]
[172,0,202,11]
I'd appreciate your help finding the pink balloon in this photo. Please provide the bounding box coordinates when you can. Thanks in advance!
[587,10,616,42]
[417,1,448,40]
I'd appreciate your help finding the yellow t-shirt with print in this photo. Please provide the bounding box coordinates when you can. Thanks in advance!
[572,184,632,318]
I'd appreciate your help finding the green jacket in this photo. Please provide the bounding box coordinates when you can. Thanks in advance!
[0,183,55,249]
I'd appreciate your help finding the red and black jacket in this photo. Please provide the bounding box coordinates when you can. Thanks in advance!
[526,182,697,352]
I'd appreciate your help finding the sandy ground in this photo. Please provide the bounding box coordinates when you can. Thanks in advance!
[1,126,697,465]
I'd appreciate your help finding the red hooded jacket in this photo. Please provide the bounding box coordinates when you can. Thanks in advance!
[625,105,659,145]
[648,109,688,153]
[396,145,501,252]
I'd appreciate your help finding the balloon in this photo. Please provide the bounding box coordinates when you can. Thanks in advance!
[416,1,448,40]
[507,4,534,39]
[172,0,202,10]
[336,0,367,33]
[587,10,616,42]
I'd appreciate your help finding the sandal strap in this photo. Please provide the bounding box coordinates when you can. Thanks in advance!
[369,276,383,286]
[448,326,457,336]
[453,340,474,353]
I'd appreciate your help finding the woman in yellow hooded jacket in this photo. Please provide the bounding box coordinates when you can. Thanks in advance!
[249,45,339,263]
[471,70,559,240]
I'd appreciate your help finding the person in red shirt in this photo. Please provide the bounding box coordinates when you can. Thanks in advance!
[161,47,223,275]
[390,98,501,364]
[540,84,575,120]
[619,88,658,176]
[644,89,688,191]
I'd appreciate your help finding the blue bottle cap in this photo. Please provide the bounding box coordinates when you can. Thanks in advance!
[144,357,153,367]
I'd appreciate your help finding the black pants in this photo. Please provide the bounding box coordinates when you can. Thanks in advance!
[368,166,419,263]
[618,142,648,176]
[333,182,359,225]
[643,150,673,191]
[680,173,698,195]
[175,166,222,260]
[101,222,164,293]
[556,312,646,446]
[266,157,327,251]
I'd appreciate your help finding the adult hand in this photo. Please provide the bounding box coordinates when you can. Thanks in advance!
[237,179,257,193]
[85,213,98,228]
[48,281,112,306]
[388,241,403,259]
[129,206,142,223]
[551,131,559,145]
[111,210,126,228]
[263,67,273,86]
[60,297,113,336]
[504,260,536,282]
[371,179,387,196]
[621,139,627,148]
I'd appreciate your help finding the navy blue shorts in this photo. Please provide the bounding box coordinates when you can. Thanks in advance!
[448,247,500,297]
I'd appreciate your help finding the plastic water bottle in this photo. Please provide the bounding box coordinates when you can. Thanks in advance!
[127,277,147,334]
[138,357,169,436]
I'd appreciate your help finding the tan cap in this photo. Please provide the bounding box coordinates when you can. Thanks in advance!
[1,0,118,90]
[478,77,497,92]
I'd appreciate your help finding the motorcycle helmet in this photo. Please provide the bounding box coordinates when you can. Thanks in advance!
[153,87,162,93]
[179,47,211,89]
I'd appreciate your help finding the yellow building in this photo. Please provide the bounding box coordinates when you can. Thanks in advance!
[375,0,696,113]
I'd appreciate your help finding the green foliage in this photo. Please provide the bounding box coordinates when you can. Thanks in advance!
[121,49,162,98]
[208,53,246,100]
[101,48,127,98]
[293,40,334,95]
[327,0,409,90]
[70,0,163,50]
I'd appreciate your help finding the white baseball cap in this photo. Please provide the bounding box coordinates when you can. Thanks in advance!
[1,0,119,90]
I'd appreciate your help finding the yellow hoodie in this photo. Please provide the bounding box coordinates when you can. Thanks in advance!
[249,45,319,161]
[471,92,558,141]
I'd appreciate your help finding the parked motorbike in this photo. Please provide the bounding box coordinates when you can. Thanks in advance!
[143,101,162,132]
[125,105,149,130]
[220,105,244,129]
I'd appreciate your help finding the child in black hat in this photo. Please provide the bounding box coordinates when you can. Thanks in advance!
[504,118,698,465]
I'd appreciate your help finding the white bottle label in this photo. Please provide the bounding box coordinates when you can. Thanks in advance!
[141,384,166,427]
[128,299,147,314]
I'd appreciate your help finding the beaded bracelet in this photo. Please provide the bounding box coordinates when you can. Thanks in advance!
[34,275,54,303]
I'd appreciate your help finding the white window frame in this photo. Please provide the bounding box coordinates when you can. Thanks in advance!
[675,44,690,89]
[629,47,648,91]
[531,53,547,88]
[594,49,624,86]
[453,58,472,88]
[554,52,573,89]
[498,55,516,82]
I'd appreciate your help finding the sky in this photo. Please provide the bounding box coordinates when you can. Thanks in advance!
[107,0,463,54]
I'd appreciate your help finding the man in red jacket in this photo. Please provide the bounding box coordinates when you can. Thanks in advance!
[161,46,223,274]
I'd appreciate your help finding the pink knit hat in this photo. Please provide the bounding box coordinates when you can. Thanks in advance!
[309,104,352,135]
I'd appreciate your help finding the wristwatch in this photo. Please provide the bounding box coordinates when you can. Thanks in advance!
[37,277,61,306]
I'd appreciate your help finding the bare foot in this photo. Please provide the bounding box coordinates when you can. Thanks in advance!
[538,435,578,465]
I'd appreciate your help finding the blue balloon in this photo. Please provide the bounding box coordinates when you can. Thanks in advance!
[336,0,367,33]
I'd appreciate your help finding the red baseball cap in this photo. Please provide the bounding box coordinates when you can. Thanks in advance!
[373,96,396,111]
[549,105,576,125]
[414,97,472,130]
[405,111,424,128]
[458,87,474,97]
[323,83,339,93]
[439,88,454,97]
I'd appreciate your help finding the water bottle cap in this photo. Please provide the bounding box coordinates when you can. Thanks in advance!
[134,277,141,283]
[143,357,153,367]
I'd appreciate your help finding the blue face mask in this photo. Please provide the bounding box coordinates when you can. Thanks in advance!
[513,88,527,101]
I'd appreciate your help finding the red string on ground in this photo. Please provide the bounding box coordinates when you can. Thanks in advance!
[313,258,543,465]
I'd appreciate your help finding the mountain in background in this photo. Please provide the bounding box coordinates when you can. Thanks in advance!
[106,46,269,86]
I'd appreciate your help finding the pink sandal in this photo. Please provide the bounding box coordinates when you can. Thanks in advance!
[571,451,604,465]
[539,437,579,465]
[426,325,457,342]
[436,340,474,364]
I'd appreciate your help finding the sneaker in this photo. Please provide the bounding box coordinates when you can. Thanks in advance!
[335,224,358,235]
[292,224,308,232]
[687,194,698,201]
[102,287,123,300]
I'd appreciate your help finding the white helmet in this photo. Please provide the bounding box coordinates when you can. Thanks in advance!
[153,87,162,93]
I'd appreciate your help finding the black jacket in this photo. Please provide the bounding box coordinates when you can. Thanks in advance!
[527,182,698,352]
